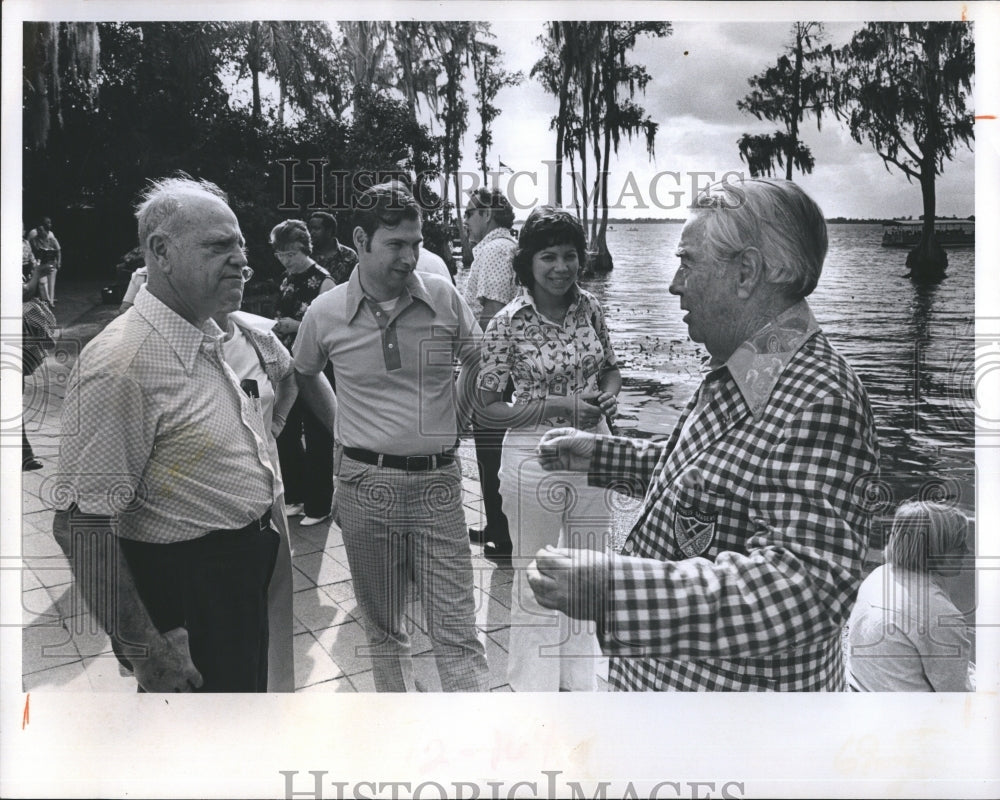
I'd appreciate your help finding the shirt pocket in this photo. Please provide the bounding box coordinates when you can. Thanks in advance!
[666,484,746,560]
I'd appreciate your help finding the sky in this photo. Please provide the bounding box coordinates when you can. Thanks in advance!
[222,14,978,221]
[444,19,977,220]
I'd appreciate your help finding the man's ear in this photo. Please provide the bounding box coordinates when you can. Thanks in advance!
[353,226,367,252]
[147,233,171,273]
[735,247,764,299]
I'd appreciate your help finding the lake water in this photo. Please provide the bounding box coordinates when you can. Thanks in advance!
[461,222,976,521]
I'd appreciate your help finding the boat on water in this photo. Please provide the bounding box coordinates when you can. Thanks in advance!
[881,219,975,248]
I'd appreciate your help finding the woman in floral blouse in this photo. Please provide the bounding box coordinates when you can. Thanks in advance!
[477,206,621,692]
[270,219,337,527]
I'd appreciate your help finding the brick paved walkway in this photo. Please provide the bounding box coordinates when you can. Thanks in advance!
[19,280,621,692]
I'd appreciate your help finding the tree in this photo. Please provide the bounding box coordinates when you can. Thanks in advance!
[531,26,586,209]
[545,22,671,272]
[23,22,100,150]
[390,23,441,123]
[592,23,667,271]
[835,22,974,282]
[423,22,479,262]
[336,21,396,106]
[236,21,343,127]
[471,36,523,182]
[736,22,834,180]
[549,22,601,242]
[736,131,815,179]
[20,20,452,281]
[23,22,256,270]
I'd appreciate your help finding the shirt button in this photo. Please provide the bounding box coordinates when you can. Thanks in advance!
[387,343,394,349]
[375,310,382,316]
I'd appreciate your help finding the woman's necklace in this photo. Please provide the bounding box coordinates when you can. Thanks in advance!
[535,300,570,325]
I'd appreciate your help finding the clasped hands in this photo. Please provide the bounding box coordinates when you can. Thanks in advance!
[553,391,617,428]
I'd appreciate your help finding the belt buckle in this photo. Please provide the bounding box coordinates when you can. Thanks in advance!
[406,454,431,471]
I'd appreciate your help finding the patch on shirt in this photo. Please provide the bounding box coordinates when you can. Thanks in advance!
[673,503,716,557]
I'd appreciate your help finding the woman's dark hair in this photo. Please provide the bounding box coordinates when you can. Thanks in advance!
[512,206,586,290]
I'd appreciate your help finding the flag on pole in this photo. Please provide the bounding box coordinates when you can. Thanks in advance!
[498,159,514,174]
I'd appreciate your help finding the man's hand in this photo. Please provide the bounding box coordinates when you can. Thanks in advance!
[536,427,597,472]
[527,545,608,622]
[273,317,300,337]
[132,627,204,693]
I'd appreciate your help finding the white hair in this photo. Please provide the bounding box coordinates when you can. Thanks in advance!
[134,173,228,256]
[690,178,827,298]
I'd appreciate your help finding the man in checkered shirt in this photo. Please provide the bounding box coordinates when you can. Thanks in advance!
[528,178,880,691]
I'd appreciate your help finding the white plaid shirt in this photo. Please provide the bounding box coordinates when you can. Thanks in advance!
[590,301,880,691]
[55,290,276,543]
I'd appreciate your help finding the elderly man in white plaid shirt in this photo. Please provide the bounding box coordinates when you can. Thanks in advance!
[52,175,279,692]
[529,178,880,691]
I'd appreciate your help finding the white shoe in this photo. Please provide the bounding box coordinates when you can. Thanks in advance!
[285,503,304,517]
[299,515,330,527]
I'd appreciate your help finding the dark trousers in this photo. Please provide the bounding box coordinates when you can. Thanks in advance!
[118,525,279,692]
[472,377,514,544]
[22,374,35,465]
[277,396,334,518]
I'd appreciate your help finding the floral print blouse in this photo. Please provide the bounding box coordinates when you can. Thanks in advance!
[478,286,618,428]
[275,262,332,349]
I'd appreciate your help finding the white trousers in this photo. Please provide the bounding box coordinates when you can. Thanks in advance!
[500,424,611,692]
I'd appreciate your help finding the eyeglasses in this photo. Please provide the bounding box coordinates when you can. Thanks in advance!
[241,266,254,281]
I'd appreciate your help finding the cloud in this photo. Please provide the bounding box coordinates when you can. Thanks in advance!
[459,20,975,218]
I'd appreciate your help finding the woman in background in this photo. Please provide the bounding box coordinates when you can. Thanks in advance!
[22,227,56,470]
[847,499,974,691]
[270,220,336,527]
[28,216,60,306]
[477,206,621,692]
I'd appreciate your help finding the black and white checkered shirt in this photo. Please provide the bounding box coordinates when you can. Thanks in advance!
[590,301,880,691]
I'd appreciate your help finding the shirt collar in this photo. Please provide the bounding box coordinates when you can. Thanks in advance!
[133,289,225,375]
[506,284,582,322]
[471,226,517,257]
[345,265,435,322]
[719,299,820,418]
